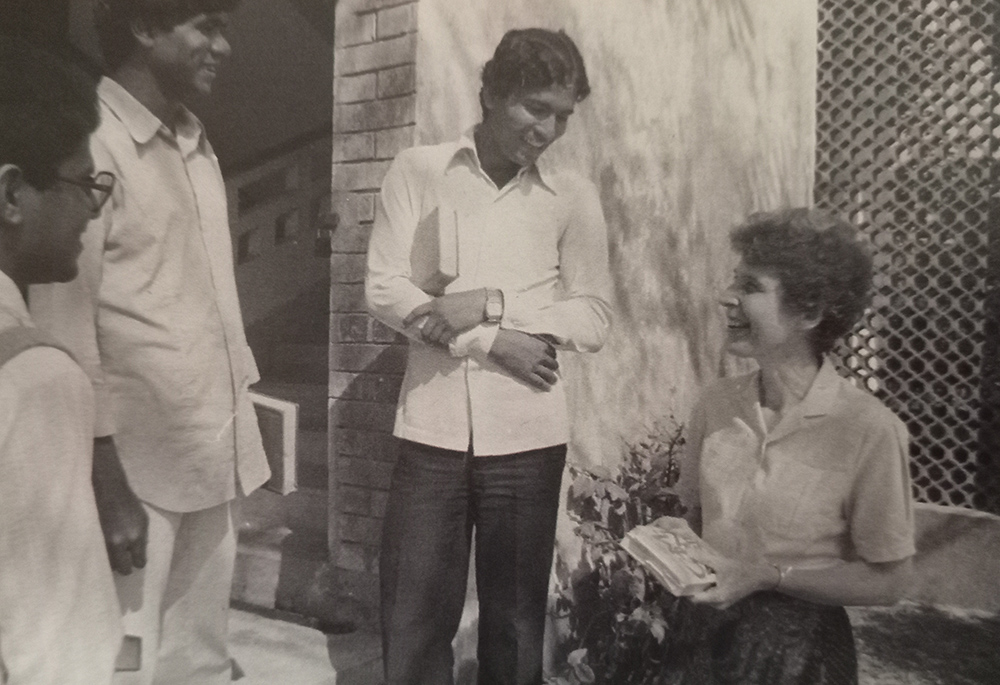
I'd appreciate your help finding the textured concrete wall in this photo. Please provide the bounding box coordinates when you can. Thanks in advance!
[415,0,817,469]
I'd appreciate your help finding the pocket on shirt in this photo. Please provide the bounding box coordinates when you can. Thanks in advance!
[758,459,848,541]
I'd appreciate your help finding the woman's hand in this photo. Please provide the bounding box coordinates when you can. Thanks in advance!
[689,548,778,610]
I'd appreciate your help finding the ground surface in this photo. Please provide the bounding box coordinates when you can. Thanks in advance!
[851,603,1000,685]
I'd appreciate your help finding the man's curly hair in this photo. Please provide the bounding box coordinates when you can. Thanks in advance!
[730,208,875,356]
[479,28,590,113]
[94,0,240,71]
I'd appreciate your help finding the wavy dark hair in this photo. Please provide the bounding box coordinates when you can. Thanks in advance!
[95,0,240,71]
[480,28,590,114]
[730,208,875,356]
[0,36,98,190]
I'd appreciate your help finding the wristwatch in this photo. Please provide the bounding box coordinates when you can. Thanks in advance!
[485,288,504,323]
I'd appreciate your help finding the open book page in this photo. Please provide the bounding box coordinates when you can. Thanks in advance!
[620,516,717,596]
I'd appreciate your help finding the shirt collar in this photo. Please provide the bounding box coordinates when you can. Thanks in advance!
[0,270,32,328]
[98,77,207,152]
[797,356,842,418]
[449,127,557,193]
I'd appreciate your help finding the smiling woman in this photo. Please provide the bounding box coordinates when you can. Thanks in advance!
[665,209,916,684]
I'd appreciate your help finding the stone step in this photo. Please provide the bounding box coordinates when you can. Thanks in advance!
[234,487,330,612]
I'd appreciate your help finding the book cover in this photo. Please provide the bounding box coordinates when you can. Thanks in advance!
[620,516,717,596]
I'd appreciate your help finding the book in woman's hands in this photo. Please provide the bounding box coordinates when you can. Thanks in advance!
[620,516,717,596]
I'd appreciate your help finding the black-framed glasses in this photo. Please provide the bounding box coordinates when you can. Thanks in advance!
[56,171,116,213]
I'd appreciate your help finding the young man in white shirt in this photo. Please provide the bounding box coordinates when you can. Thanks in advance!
[0,37,122,684]
[367,28,613,685]
[30,2,269,683]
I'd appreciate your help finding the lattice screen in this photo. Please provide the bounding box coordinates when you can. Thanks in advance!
[815,0,999,512]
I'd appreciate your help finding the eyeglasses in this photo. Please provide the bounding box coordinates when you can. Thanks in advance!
[56,171,116,213]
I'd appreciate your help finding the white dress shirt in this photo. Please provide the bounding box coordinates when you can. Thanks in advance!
[30,77,269,512]
[366,132,612,455]
[0,272,122,684]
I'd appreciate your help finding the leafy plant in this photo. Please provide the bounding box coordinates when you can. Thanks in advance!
[548,422,688,685]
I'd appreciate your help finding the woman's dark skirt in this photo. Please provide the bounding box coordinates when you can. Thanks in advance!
[660,592,858,685]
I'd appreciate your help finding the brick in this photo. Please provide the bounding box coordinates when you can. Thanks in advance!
[334,428,397,460]
[370,318,405,343]
[337,541,369,573]
[377,4,417,40]
[375,124,414,160]
[329,371,403,403]
[333,398,397,430]
[329,342,407,373]
[330,312,370,343]
[348,0,415,16]
[332,132,375,163]
[331,159,392,192]
[340,485,373,515]
[329,222,372,253]
[334,10,375,48]
[330,283,366,313]
[341,514,382,544]
[377,64,415,99]
[334,192,375,225]
[335,34,416,76]
[334,95,416,134]
[371,490,390,519]
[337,455,395,490]
[329,253,367,284]
[334,73,377,104]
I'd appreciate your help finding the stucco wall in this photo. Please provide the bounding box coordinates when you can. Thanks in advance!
[415,0,817,468]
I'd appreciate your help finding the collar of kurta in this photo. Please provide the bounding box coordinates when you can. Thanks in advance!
[448,127,557,193]
[98,77,207,152]
[0,270,32,327]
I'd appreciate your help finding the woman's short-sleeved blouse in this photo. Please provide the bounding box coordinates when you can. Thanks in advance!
[683,359,916,568]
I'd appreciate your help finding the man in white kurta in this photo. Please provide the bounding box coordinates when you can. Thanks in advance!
[29,4,268,684]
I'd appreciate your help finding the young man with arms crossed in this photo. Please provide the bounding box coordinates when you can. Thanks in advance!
[0,37,122,684]
[31,2,269,683]
[367,28,613,685]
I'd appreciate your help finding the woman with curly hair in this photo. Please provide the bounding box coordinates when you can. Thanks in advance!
[666,208,915,684]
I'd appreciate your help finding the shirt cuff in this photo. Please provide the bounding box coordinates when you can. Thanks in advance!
[449,324,500,360]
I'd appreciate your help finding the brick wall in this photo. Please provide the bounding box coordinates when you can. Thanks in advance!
[329,0,418,616]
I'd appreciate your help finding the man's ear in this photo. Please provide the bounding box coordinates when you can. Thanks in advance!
[481,86,500,115]
[131,18,157,49]
[0,164,27,226]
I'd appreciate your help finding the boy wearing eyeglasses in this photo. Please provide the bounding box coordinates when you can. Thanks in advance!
[0,37,123,684]
[29,2,269,683]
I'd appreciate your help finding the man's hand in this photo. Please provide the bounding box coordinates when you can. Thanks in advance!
[488,329,559,391]
[404,289,488,346]
[92,437,149,575]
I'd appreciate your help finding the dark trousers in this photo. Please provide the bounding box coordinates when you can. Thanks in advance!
[379,439,567,685]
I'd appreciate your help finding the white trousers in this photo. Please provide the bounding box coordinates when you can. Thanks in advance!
[113,500,238,685]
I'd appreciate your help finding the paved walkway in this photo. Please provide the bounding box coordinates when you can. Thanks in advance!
[229,606,380,685]
[228,602,999,684]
